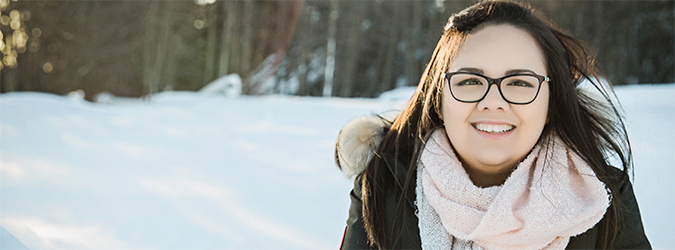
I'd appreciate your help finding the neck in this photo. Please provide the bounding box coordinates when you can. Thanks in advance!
[462,163,516,188]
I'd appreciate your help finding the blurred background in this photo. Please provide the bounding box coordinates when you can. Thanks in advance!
[0,0,672,100]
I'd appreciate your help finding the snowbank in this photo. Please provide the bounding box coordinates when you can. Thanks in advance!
[0,84,673,249]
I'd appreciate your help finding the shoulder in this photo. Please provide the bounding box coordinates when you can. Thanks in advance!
[604,166,652,249]
[604,165,631,191]
[335,114,396,178]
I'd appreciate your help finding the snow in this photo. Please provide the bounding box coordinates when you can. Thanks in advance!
[199,74,242,98]
[377,86,418,101]
[1,84,673,249]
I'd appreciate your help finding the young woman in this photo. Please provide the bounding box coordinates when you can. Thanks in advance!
[335,1,651,249]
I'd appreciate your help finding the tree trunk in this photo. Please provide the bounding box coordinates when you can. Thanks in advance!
[337,2,366,97]
[241,0,254,78]
[381,2,400,92]
[142,2,172,95]
[323,0,338,97]
[405,2,422,88]
[203,4,218,85]
[218,1,234,77]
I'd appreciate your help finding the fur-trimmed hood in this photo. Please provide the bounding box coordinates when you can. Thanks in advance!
[334,113,397,178]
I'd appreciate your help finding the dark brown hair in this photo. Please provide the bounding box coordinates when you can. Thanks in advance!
[361,1,631,249]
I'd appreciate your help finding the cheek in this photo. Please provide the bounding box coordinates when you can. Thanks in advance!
[441,91,473,126]
[442,93,474,147]
[522,85,549,131]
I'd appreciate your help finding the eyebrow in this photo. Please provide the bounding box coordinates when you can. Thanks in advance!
[456,67,484,74]
[505,69,537,75]
[456,67,538,75]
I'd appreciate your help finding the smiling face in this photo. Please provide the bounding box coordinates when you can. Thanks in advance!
[442,24,549,187]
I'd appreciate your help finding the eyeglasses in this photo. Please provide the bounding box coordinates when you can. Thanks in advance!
[444,72,550,104]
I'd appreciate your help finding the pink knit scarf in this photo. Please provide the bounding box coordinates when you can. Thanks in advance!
[416,129,610,250]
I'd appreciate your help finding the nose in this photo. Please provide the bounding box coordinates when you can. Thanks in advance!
[478,84,509,111]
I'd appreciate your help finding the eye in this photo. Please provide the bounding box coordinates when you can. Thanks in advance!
[457,78,483,86]
[506,80,534,88]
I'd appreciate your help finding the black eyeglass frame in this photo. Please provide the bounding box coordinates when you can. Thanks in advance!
[443,71,550,105]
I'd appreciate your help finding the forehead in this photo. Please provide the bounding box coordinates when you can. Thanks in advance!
[449,24,547,76]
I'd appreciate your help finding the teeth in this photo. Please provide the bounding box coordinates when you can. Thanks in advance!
[474,123,515,134]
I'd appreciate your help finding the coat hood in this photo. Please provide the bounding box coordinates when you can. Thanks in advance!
[334,113,396,178]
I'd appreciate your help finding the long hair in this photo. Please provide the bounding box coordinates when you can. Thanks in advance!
[361,1,632,249]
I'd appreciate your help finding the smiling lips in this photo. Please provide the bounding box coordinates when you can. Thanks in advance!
[472,123,515,134]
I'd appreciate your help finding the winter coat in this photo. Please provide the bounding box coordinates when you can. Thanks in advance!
[336,116,651,250]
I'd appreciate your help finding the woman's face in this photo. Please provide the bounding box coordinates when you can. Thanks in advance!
[442,24,549,186]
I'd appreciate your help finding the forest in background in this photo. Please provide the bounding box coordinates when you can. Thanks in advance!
[0,0,672,100]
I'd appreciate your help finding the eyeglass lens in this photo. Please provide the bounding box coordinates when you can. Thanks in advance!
[448,73,541,103]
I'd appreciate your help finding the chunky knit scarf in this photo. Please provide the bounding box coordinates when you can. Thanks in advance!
[416,129,610,250]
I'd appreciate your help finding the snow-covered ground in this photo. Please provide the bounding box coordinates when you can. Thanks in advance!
[0,84,673,249]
